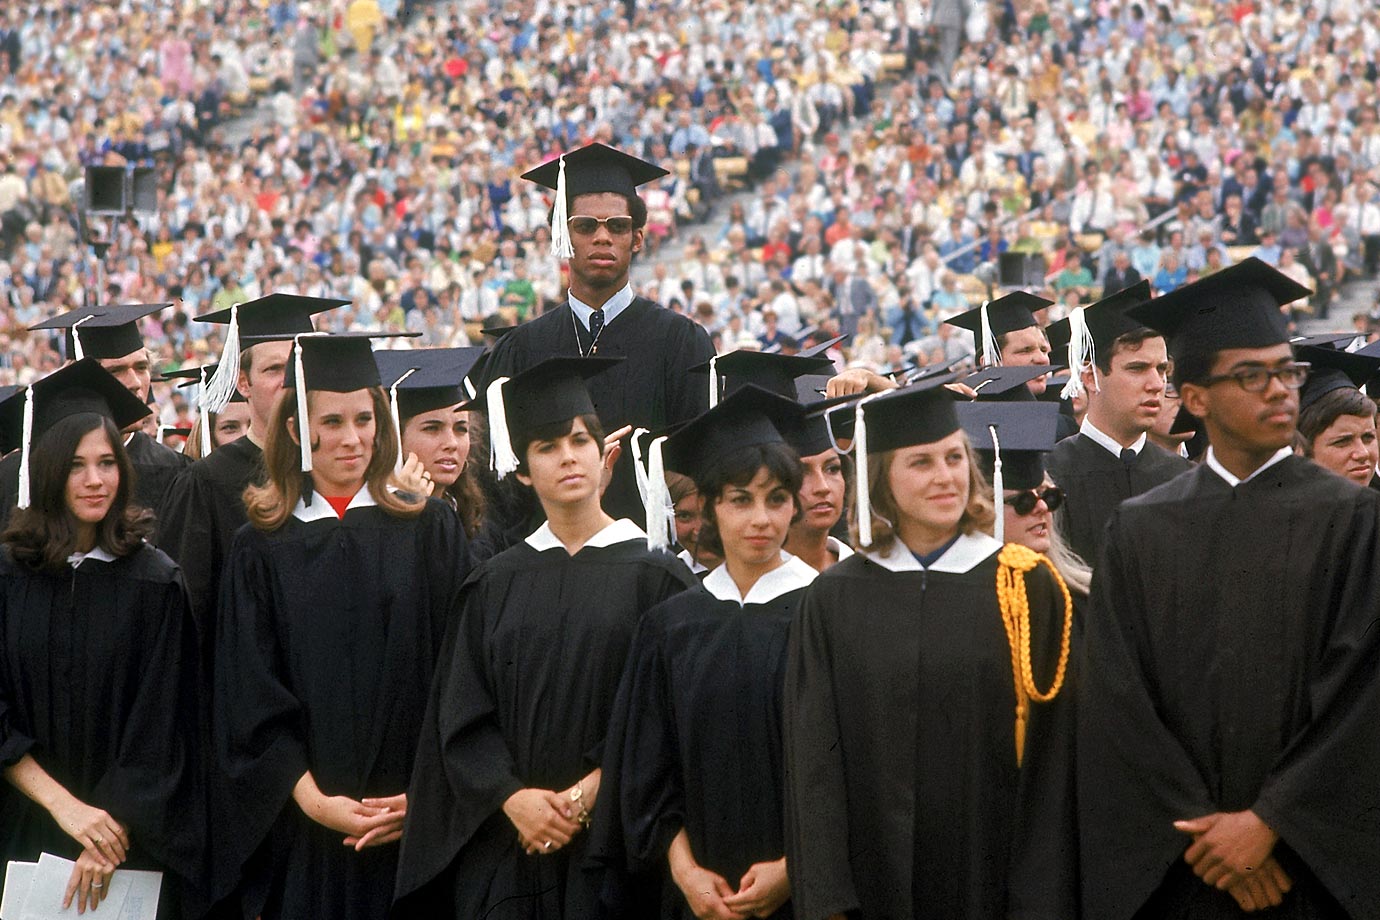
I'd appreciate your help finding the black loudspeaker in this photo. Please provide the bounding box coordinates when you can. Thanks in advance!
[84,166,127,215]
[998,251,1047,288]
[130,167,159,213]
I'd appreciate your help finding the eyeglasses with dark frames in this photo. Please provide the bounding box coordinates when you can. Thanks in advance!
[1199,362,1310,393]
[1004,486,1065,516]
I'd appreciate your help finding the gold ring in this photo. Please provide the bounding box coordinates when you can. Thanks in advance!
[93,836,103,844]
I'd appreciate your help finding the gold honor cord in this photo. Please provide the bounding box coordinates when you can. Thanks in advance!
[995,543,1075,767]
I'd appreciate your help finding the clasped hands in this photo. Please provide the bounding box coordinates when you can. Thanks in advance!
[503,769,601,856]
[53,798,129,914]
[1174,809,1292,912]
[293,772,406,851]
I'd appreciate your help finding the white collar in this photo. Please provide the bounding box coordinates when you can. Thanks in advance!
[1080,417,1147,457]
[702,552,818,605]
[68,546,118,568]
[525,517,646,552]
[291,484,378,522]
[677,547,710,574]
[569,284,635,330]
[826,535,855,562]
[862,531,1001,574]
[1204,446,1292,487]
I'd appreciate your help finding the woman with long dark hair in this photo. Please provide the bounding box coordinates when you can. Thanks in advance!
[597,387,815,920]
[213,334,469,920]
[0,360,205,918]
[396,357,695,918]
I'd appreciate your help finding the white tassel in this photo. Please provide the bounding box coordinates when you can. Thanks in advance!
[822,402,854,455]
[203,303,242,412]
[708,354,719,408]
[550,155,575,260]
[646,435,675,551]
[1059,306,1097,400]
[853,394,881,547]
[17,387,34,509]
[294,336,313,473]
[462,375,478,402]
[486,376,519,479]
[989,423,1004,545]
[388,368,417,473]
[71,315,95,361]
[199,367,214,457]
[629,428,652,508]
[979,299,1002,368]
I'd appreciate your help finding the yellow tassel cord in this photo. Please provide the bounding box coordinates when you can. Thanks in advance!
[995,543,1074,767]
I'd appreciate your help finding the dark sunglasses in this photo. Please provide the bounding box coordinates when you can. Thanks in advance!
[1004,486,1065,516]
[567,215,635,236]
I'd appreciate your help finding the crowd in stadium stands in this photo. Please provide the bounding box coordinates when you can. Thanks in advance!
[4,0,1380,428]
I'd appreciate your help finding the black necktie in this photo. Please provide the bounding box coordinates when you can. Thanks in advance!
[1120,447,1137,470]
[586,308,605,354]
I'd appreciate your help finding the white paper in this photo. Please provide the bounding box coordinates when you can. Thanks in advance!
[12,855,159,920]
[2,862,36,920]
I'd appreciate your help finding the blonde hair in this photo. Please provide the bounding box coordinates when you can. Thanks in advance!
[851,431,996,553]
[245,386,424,531]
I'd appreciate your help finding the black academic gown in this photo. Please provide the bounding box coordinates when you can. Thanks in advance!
[125,430,192,523]
[475,298,715,524]
[1079,456,1380,920]
[157,436,264,640]
[213,494,468,920]
[0,545,207,917]
[784,534,1078,920]
[1045,432,1191,564]
[394,520,696,918]
[593,557,816,919]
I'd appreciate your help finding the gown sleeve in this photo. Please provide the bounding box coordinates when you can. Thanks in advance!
[0,575,36,767]
[90,564,207,886]
[156,467,220,636]
[784,582,862,920]
[663,318,715,427]
[1076,511,1217,918]
[1251,499,1380,916]
[610,612,686,875]
[213,528,310,872]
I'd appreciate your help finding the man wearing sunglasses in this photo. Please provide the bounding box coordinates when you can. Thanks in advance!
[1077,259,1380,920]
[1043,281,1191,565]
[475,143,714,535]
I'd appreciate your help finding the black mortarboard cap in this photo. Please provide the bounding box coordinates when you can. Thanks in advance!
[196,293,350,413]
[856,374,962,455]
[521,142,669,206]
[1126,258,1306,358]
[957,401,1060,491]
[375,347,486,418]
[789,391,862,457]
[486,356,622,479]
[1295,344,1380,415]
[1045,280,1154,359]
[691,350,836,402]
[962,364,1065,402]
[662,385,802,483]
[0,359,152,506]
[30,303,169,360]
[799,334,848,358]
[944,291,1053,363]
[195,292,349,340]
[1290,332,1366,351]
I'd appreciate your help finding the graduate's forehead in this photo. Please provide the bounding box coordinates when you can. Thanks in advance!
[1209,343,1295,373]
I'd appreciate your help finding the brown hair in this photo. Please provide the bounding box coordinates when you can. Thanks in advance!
[851,432,996,553]
[513,412,606,476]
[1092,328,1164,375]
[2,414,154,572]
[407,406,487,539]
[1296,387,1378,456]
[244,386,424,531]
